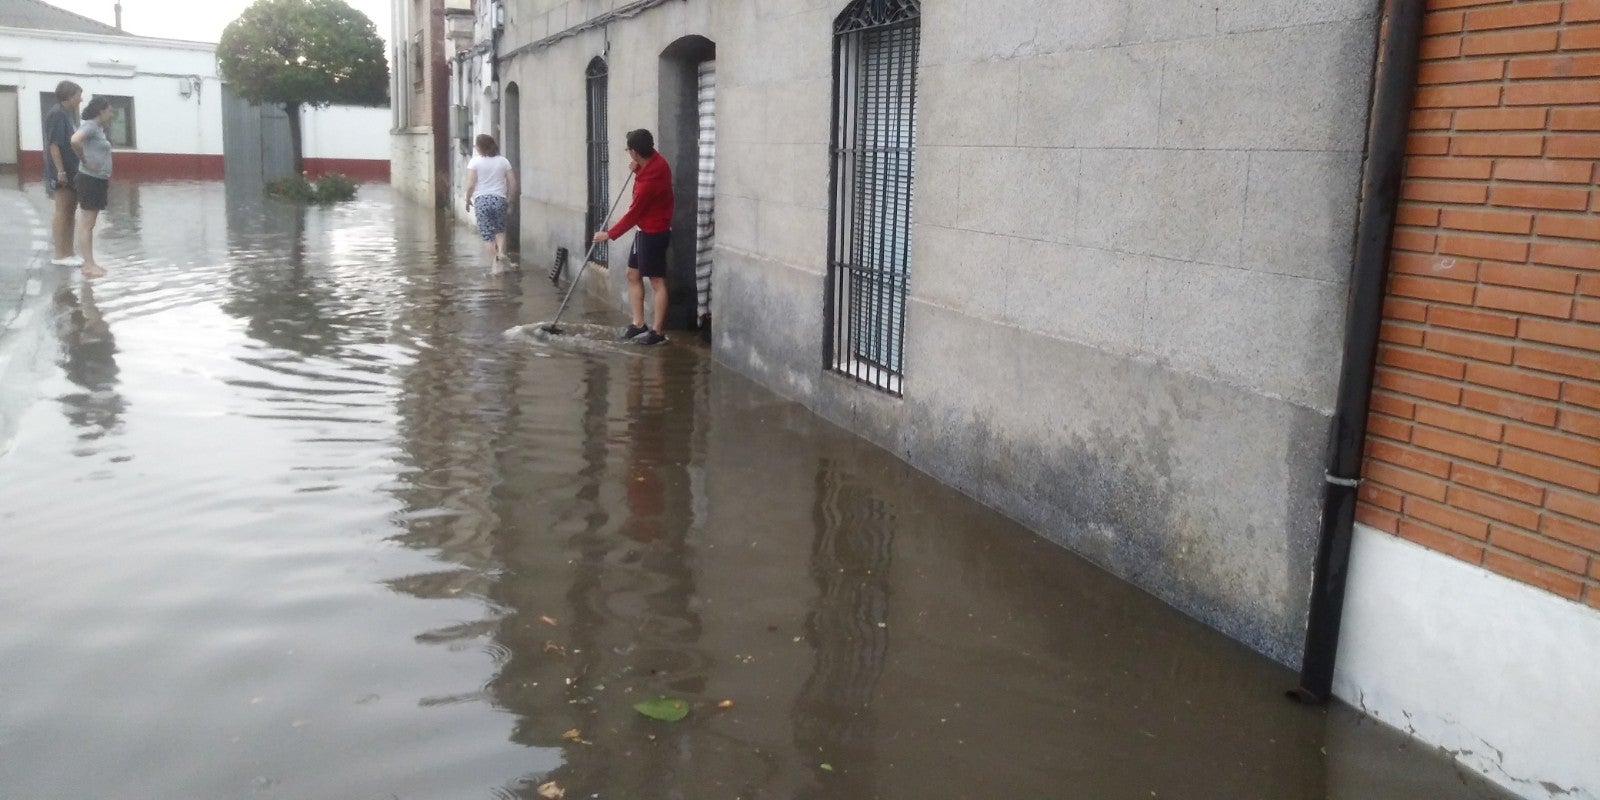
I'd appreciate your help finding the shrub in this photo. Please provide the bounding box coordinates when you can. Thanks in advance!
[314,172,358,202]
[267,173,359,204]
[267,174,318,202]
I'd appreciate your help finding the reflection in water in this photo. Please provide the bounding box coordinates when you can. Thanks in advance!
[52,280,123,437]
[0,180,1516,800]
[223,197,335,356]
[794,463,892,799]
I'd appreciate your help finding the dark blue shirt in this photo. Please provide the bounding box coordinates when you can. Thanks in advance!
[43,104,79,184]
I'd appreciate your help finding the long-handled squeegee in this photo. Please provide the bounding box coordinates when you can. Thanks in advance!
[540,173,634,335]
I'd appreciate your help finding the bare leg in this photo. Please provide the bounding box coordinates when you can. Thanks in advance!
[649,276,668,333]
[52,189,78,259]
[78,209,104,277]
[483,239,499,269]
[627,268,646,327]
[494,232,509,264]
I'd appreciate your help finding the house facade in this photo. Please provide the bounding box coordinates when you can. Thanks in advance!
[443,0,1596,796]
[391,0,466,208]
[0,1,390,181]
[498,0,1376,659]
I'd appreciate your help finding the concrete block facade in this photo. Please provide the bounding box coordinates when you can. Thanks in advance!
[498,0,720,312]
[493,0,1383,666]
[725,1,1378,666]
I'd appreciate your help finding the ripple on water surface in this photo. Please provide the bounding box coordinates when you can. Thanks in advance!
[0,181,1515,800]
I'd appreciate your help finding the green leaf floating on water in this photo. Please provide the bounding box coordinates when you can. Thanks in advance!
[633,697,689,722]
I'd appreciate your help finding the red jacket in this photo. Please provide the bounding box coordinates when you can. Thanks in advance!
[608,153,674,238]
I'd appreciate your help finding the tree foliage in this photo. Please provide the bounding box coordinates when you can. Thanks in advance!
[216,0,388,109]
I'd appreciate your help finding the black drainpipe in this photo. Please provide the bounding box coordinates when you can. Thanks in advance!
[1292,0,1426,704]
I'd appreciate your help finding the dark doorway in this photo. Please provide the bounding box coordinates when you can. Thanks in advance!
[0,86,18,169]
[504,82,521,255]
[658,35,716,333]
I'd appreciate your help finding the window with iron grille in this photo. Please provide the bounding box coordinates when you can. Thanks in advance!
[826,0,919,396]
[411,32,424,88]
[585,57,610,265]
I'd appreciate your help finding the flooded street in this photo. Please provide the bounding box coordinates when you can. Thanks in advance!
[0,180,1511,799]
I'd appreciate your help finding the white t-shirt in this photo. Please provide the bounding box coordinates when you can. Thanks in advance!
[468,154,513,199]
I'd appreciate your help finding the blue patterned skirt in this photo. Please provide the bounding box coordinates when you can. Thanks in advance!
[474,194,508,241]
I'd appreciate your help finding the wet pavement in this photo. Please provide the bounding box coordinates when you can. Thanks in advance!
[0,178,1515,800]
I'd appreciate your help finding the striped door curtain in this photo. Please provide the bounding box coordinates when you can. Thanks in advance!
[695,61,717,324]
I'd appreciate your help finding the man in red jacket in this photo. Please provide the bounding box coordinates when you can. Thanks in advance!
[594,129,674,345]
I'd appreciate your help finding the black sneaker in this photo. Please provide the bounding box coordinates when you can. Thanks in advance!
[620,323,649,341]
[637,329,667,346]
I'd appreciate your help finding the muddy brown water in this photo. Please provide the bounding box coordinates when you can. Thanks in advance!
[0,181,1512,799]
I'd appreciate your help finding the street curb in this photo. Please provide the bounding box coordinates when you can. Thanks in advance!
[0,186,63,456]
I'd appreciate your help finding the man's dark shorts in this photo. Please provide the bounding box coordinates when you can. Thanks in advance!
[628,230,671,279]
[75,174,109,211]
[46,173,78,197]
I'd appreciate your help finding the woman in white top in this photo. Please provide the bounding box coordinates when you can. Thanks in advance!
[464,134,518,270]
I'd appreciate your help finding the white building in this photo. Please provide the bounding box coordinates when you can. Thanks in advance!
[390,0,470,208]
[0,0,390,181]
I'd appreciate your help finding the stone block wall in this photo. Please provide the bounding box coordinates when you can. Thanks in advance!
[494,0,1388,665]
[712,0,1384,665]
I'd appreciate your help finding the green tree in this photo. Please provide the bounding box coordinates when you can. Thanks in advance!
[217,0,388,174]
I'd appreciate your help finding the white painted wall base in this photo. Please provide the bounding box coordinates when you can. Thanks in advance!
[390,130,434,208]
[1334,524,1600,800]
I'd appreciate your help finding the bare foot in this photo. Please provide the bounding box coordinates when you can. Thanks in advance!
[81,263,106,278]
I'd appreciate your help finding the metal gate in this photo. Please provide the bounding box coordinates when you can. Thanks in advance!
[221,85,294,190]
[694,61,716,324]
[826,0,920,396]
[585,58,610,264]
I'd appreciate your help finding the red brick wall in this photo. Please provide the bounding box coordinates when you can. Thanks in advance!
[1357,0,1600,609]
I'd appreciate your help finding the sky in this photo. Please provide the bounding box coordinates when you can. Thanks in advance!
[43,0,393,45]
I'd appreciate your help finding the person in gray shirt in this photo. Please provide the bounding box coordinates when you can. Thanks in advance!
[70,97,115,278]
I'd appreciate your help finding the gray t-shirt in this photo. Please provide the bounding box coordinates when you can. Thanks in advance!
[76,119,113,180]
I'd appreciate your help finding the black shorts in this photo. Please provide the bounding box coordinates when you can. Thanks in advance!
[75,174,109,211]
[628,230,671,278]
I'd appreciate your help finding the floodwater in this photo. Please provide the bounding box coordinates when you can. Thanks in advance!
[0,181,1512,800]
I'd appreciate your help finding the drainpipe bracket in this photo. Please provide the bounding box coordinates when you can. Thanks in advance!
[1324,472,1363,489]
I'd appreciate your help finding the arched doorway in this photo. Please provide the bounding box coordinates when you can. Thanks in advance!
[659,35,716,335]
[503,81,521,254]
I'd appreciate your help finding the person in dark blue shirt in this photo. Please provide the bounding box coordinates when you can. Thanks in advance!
[43,81,84,267]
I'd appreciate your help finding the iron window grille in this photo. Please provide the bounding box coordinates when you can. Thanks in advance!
[412,32,424,88]
[825,0,920,396]
[585,57,611,265]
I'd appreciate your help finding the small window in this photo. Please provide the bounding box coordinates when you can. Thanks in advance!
[98,95,136,148]
[38,92,136,149]
[412,32,425,88]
